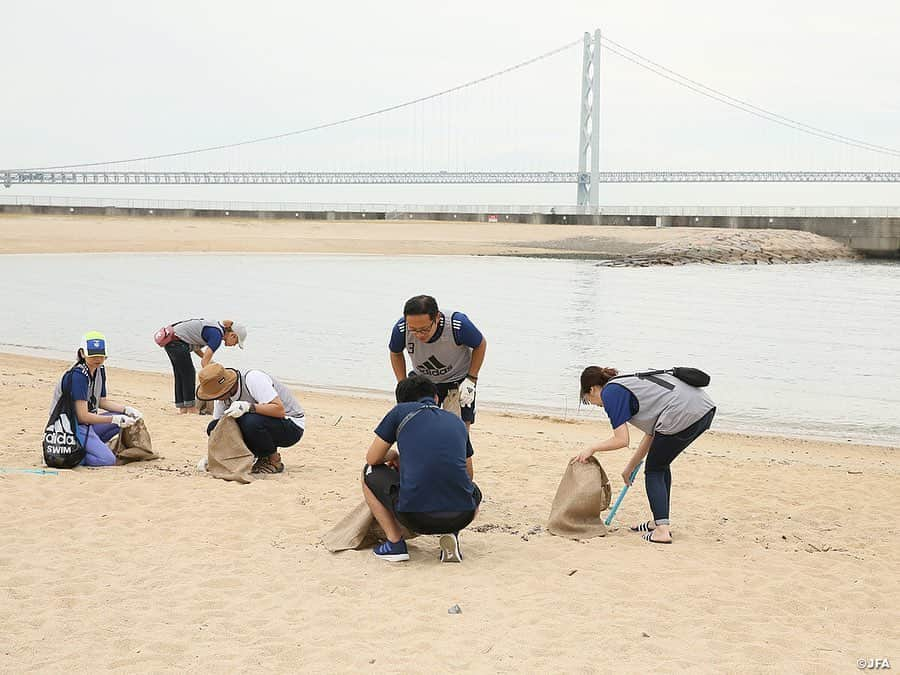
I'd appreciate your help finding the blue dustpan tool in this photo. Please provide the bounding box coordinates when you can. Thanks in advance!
[604,461,643,526]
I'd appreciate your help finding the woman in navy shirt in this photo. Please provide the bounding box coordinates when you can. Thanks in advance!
[162,319,246,414]
[573,366,715,544]
[48,332,143,467]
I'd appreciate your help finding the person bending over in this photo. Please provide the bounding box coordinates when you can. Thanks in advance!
[574,366,716,544]
[388,294,487,433]
[161,318,247,414]
[362,374,482,563]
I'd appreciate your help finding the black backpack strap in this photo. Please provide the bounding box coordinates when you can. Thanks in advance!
[611,369,676,391]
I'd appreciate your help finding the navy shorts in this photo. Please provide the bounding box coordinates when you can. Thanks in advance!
[362,464,482,534]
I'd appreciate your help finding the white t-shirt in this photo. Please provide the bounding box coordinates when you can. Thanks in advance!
[214,370,305,429]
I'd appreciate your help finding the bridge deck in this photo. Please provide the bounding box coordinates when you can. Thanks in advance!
[4,170,900,186]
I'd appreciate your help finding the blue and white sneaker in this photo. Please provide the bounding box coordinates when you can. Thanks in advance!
[373,538,409,562]
[439,532,463,563]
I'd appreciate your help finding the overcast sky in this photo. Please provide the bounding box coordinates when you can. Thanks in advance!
[3,1,899,206]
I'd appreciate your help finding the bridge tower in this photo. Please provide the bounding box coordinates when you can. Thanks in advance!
[576,29,601,211]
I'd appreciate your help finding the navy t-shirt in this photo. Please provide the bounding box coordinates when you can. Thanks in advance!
[601,383,639,429]
[374,397,476,513]
[389,311,484,353]
[69,366,107,410]
[201,326,223,351]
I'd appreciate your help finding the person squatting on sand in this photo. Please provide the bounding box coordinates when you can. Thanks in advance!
[197,363,304,474]
[161,319,247,414]
[388,294,486,432]
[574,366,716,544]
[362,375,482,563]
[48,332,143,467]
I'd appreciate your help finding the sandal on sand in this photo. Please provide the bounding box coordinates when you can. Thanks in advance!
[642,531,672,544]
[252,459,285,474]
[630,521,655,533]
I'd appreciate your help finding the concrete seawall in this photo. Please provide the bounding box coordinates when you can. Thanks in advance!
[1,204,897,258]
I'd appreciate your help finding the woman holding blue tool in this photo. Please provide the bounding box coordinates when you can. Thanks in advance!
[572,366,716,544]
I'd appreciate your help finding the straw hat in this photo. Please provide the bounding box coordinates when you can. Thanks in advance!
[196,363,239,401]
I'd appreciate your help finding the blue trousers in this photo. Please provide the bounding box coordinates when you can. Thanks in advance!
[644,408,715,524]
[77,416,119,467]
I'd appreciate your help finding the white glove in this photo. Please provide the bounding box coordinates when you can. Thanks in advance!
[124,406,143,420]
[458,377,477,407]
[110,414,136,428]
[224,401,252,418]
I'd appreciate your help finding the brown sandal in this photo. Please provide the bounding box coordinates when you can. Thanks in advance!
[252,459,284,474]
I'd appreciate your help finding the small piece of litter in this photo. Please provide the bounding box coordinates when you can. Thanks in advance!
[448,604,462,614]
[567,569,578,576]
[642,632,651,638]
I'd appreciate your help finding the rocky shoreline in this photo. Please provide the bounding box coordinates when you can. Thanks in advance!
[590,229,857,267]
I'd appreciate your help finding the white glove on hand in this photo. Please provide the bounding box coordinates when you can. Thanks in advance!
[124,406,143,420]
[224,401,252,418]
[110,414,136,428]
[458,377,477,407]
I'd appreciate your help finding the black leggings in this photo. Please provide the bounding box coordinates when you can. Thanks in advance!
[207,414,304,458]
[164,340,196,408]
[644,407,716,524]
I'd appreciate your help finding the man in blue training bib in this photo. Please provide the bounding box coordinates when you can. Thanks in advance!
[362,375,482,563]
[388,294,487,431]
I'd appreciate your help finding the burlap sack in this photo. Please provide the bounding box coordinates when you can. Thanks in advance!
[206,417,253,484]
[547,457,612,539]
[111,418,159,463]
[442,388,462,418]
[322,500,419,552]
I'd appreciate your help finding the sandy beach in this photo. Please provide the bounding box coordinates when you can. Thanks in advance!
[0,214,895,672]
[0,213,852,262]
[2,353,897,672]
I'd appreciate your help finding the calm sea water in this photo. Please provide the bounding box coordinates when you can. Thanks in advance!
[1,253,898,445]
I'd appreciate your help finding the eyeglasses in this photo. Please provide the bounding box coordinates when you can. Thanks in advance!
[407,320,435,335]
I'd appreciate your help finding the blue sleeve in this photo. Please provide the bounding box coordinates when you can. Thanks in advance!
[99,368,107,398]
[388,319,406,353]
[450,312,484,348]
[202,326,223,351]
[601,384,636,429]
[68,370,90,402]
[374,405,403,445]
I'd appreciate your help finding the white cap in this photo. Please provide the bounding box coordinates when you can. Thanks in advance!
[231,323,247,349]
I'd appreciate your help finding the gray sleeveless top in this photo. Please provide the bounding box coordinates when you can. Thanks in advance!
[226,369,305,427]
[49,363,105,415]
[172,319,223,350]
[609,373,715,435]
[405,310,472,384]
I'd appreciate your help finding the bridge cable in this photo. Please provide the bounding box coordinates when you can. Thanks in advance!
[600,36,900,159]
[13,39,581,172]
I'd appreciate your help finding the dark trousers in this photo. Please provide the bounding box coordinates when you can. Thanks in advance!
[644,407,716,524]
[206,414,304,458]
[363,463,482,535]
[164,340,196,408]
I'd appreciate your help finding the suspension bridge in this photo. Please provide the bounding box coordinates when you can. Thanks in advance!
[3,30,900,213]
